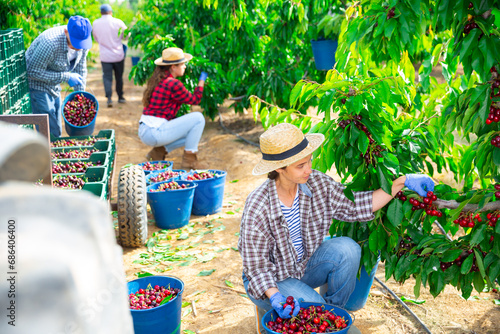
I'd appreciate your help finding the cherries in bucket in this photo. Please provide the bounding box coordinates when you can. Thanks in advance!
[129,283,180,310]
[63,93,97,127]
[266,298,349,333]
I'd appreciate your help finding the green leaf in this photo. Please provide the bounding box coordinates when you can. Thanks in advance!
[136,271,153,278]
[414,273,421,299]
[387,199,403,227]
[230,179,239,183]
[493,148,500,166]
[400,296,426,304]
[473,248,486,278]
[225,280,234,288]
[376,164,392,195]
[473,271,485,293]
[159,294,173,306]
[197,269,216,276]
[470,224,486,245]
[290,81,305,108]
[240,294,249,298]
[184,330,197,334]
[461,255,474,275]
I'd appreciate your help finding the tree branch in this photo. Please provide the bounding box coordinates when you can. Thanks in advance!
[433,199,500,212]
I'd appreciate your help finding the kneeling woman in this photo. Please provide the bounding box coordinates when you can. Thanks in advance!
[139,47,208,169]
[238,123,434,327]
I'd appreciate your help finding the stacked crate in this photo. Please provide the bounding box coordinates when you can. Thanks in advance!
[0,28,31,116]
[49,130,116,200]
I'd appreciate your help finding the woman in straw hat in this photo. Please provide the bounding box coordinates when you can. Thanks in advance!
[238,123,434,326]
[139,47,209,169]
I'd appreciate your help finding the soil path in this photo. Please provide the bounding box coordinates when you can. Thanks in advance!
[82,60,500,334]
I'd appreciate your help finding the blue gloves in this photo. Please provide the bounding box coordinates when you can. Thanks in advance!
[405,174,434,197]
[269,292,300,319]
[199,71,208,81]
[68,73,84,87]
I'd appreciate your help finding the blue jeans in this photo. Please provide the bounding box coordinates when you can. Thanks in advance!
[138,112,205,152]
[29,89,62,137]
[243,236,360,312]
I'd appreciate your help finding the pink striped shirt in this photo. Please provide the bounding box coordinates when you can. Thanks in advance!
[92,15,127,63]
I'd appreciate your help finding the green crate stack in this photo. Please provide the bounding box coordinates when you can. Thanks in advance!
[49,131,116,201]
[0,28,31,116]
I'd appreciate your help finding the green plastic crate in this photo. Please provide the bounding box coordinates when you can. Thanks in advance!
[51,141,111,161]
[6,29,24,55]
[50,129,115,149]
[0,30,14,61]
[0,60,6,88]
[82,182,107,200]
[0,87,8,114]
[54,166,108,184]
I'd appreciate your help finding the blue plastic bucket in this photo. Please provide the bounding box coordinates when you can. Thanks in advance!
[131,56,140,66]
[62,91,99,136]
[344,259,380,311]
[147,180,197,229]
[261,301,353,334]
[145,169,186,185]
[128,276,184,334]
[180,170,226,216]
[137,160,174,176]
[311,39,338,71]
[321,236,380,311]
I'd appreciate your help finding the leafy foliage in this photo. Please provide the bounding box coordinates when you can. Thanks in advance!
[252,0,500,298]
[126,0,348,119]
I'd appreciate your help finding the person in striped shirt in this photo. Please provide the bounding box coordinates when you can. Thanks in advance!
[138,47,209,169]
[238,123,434,327]
[26,16,92,137]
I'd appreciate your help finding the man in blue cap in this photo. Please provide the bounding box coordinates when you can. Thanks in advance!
[26,15,92,137]
[93,4,128,108]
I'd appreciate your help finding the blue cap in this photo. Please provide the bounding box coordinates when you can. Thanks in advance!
[67,16,92,50]
[100,4,112,13]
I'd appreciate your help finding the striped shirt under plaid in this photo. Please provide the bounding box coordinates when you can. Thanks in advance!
[280,189,304,262]
[26,26,87,97]
[143,73,203,120]
[238,170,374,300]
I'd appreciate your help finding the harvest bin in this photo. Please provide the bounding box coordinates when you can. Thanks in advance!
[147,180,197,229]
[62,91,99,136]
[180,169,227,216]
[261,301,353,334]
[128,276,184,334]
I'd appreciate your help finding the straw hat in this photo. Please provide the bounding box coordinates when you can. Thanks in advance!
[154,47,193,66]
[252,123,325,175]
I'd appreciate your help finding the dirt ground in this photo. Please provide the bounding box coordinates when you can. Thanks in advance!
[80,60,500,334]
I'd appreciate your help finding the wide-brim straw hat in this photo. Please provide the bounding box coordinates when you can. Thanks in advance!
[154,47,193,66]
[252,123,325,175]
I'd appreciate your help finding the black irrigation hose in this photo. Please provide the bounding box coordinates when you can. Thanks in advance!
[217,110,260,148]
[373,276,433,334]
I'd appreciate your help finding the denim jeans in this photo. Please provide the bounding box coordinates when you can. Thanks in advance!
[102,60,125,99]
[29,89,62,137]
[242,236,361,312]
[138,112,205,152]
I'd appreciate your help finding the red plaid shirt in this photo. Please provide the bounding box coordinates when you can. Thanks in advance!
[143,73,203,120]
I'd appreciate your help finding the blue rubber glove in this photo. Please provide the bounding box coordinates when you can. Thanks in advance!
[292,297,300,317]
[199,71,208,81]
[68,73,84,87]
[404,174,434,197]
[269,292,293,319]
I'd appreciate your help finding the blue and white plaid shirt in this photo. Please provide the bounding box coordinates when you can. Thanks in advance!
[26,26,87,97]
[238,170,375,300]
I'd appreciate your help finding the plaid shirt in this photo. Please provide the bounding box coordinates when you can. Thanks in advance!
[143,73,203,120]
[26,26,87,97]
[238,170,374,300]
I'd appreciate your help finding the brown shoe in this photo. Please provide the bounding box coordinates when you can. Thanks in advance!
[146,146,166,161]
[181,151,208,169]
